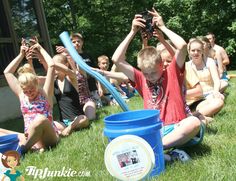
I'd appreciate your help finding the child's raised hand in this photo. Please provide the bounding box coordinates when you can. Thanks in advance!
[26,42,42,61]
[25,36,38,47]
[153,29,165,41]
[20,38,30,54]
[56,46,66,54]
[141,30,149,40]
[29,41,42,51]
[131,14,146,33]
[56,46,72,60]
[140,30,149,48]
[26,48,44,62]
[149,8,165,29]
[25,51,33,62]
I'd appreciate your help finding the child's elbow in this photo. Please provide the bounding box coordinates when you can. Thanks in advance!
[3,70,8,74]
[111,56,118,64]
[112,54,125,64]
[180,43,187,51]
[3,68,11,75]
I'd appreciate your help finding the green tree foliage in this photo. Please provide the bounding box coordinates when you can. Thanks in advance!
[153,0,236,69]
[43,0,153,66]
[43,0,236,69]
[11,0,39,39]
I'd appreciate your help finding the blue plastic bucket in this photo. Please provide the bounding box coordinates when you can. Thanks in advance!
[104,109,165,177]
[0,134,20,154]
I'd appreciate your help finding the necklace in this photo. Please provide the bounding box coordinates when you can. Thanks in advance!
[147,77,164,105]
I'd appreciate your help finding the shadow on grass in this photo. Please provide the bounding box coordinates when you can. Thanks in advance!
[0,117,24,133]
[216,109,227,117]
[0,104,61,134]
[205,126,218,135]
[223,91,229,99]
[184,143,212,159]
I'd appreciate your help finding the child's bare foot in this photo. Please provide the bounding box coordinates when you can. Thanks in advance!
[204,116,214,125]
[61,126,72,137]
[39,148,45,153]
[61,117,81,137]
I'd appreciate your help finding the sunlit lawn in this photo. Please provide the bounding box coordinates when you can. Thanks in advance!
[1,71,236,180]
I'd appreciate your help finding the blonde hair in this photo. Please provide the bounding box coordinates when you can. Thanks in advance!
[53,54,67,64]
[137,46,161,70]
[188,39,204,52]
[187,37,197,52]
[17,64,38,89]
[17,63,35,75]
[160,49,172,62]
[160,49,171,57]
[97,55,109,64]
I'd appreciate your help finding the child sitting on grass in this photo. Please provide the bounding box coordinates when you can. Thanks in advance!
[112,8,204,161]
[0,39,59,154]
[93,57,135,105]
[52,54,89,136]
[96,55,117,106]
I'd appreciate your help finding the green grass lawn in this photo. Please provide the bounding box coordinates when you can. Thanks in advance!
[1,71,236,181]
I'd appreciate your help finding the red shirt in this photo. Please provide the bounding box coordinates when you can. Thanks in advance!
[132,57,186,125]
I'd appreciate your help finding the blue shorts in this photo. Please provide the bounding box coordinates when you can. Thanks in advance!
[161,122,205,147]
[221,71,229,81]
[63,119,73,127]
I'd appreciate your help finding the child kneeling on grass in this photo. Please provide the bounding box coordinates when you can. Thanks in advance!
[112,8,204,161]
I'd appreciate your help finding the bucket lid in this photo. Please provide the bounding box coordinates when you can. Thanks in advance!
[104,135,155,181]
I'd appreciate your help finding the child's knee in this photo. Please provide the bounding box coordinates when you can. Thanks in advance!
[83,118,90,127]
[216,98,224,108]
[210,98,224,110]
[77,115,89,127]
[31,115,50,128]
[188,116,201,132]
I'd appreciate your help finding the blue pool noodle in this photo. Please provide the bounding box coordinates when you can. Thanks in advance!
[59,31,129,111]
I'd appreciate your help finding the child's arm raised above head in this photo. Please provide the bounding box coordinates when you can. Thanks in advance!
[154,29,175,57]
[30,42,55,106]
[25,37,48,72]
[56,45,78,73]
[54,62,78,85]
[150,8,187,69]
[112,14,145,81]
[4,39,29,97]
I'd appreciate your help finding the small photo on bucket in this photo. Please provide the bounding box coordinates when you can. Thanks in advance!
[116,149,140,168]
